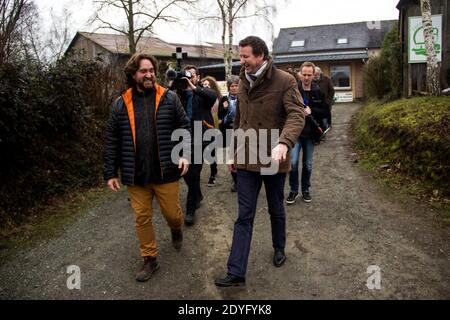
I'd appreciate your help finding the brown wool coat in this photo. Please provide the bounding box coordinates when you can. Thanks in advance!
[233,57,306,173]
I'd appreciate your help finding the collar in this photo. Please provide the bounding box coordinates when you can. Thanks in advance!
[245,60,269,87]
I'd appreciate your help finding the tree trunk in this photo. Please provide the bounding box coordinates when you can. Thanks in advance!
[420,0,441,96]
[127,0,136,54]
[221,16,228,78]
[225,0,234,80]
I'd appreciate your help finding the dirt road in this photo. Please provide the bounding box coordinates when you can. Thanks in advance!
[1,103,449,299]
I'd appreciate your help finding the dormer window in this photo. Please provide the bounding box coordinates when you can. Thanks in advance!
[291,40,305,47]
[337,38,348,44]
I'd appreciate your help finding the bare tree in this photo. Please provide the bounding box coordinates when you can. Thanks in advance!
[420,0,441,96]
[0,0,30,64]
[91,0,196,54]
[198,0,281,80]
[16,4,73,66]
[46,8,73,62]
[16,1,41,64]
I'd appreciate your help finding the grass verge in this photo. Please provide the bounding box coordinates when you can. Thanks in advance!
[352,96,450,224]
[0,186,116,261]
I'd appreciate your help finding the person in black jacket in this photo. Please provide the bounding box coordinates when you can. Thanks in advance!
[286,61,328,205]
[314,66,334,130]
[172,65,217,226]
[104,53,191,282]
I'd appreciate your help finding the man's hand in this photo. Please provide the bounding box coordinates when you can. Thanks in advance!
[179,158,189,176]
[223,100,229,109]
[107,178,121,192]
[304,106,312,116]
[182,77,196,90]
[271,143,288,163]
[227,159,237,173]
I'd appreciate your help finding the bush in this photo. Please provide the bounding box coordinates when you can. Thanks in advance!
[363,56,389,99]
[0,57,123,226]
[380,25,402,99]
[353,97,450,196]
[363,25,402,100]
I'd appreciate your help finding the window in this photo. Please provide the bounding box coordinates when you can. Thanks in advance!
[337,38,348,44]
[291,40,305,47]
[331,66,351,89]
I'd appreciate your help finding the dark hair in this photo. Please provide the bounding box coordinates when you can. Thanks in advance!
[124,53,158,88]
[226,75,240,90]
[239,36,269,60]
[183,65,199,76]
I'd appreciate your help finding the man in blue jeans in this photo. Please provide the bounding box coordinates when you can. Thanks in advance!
[214,36,305,287]
[286,62,328,205]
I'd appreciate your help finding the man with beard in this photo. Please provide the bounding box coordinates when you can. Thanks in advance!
[104,53,191,282]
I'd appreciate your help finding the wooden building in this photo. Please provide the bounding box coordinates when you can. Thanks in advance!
[65,32,238,71]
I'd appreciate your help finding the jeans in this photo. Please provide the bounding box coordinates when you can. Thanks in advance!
[289,137,314,193]
[227,169,286,278]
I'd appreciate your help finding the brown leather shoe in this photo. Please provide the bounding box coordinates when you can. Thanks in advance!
[171,229,183,250]
[135,256,160,282]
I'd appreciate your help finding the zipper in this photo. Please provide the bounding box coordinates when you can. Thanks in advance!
[154,90,165,179]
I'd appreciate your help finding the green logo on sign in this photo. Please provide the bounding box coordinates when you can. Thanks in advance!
[412,26,441,56]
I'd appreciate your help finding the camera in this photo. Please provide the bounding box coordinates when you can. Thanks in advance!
[166,69,192,91]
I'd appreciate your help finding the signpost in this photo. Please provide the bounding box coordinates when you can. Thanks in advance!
[408,14,442,63]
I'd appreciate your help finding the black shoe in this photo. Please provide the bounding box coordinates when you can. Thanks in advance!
[207,176,215,187]
[273,250,286,267]
[302,191,312,203]
[230,183,237,193]
[286,191,299,205]
[214,274,246,287]
[184,209,195,226]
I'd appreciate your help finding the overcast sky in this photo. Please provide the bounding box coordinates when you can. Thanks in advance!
[35,0,400,47]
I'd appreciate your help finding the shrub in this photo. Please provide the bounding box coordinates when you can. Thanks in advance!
[353,97,450,196]
[363,25,402,100]
[0,57,123,226]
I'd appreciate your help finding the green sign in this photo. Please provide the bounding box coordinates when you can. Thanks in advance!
[408,15,442,63]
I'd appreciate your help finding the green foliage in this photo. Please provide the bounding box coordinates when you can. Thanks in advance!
[363,56,389,99]
[0,58,123,226]
[363,25,402,100]
[353,97,450,196]
[380,25,402,99]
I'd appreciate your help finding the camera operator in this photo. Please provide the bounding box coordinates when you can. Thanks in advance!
[171,65,217,226]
